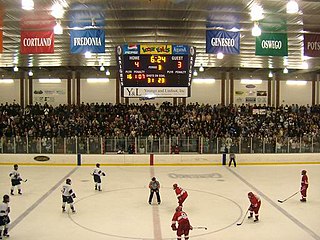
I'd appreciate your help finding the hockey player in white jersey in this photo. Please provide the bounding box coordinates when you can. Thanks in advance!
[9,164,24,195]
[92,163,106,191]
[61,178,76,213]
[0,195,10,239]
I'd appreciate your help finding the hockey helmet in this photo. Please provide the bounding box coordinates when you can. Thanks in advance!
[301,170,307,175]
[14,164,18,170]
[173,183,178,189]
[248,192,254,198]
[3,194,9,203]
[96,163,100,168]
[66,178,72,184]
[152,177,156,181]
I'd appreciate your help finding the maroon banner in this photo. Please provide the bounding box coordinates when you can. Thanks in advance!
[0,4,3,53]
[304,33,320,57]
[20,31,54,54]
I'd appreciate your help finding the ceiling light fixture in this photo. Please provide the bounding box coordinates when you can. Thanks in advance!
[240,79,263,84]
[286,80,307,86]
[22,0,34,10]
[100,64,105,72]
[252,22,261,37]
[283,68,289,74]
[287,0,299,14]
[217,52,224,59]
[87,78,110,83]
[199,64,204,72]
[250,4,264,21]
[28,70,33,77]
[54,21,63,35]
[85,51,92,58]
[13,66,19,72]
[193,69,198,77]
[105,69,110,76]
[51,3,65,19]
[268,71,273,78]
[0,79,14,84]
[39,79,61,83]
[302,61,309,69]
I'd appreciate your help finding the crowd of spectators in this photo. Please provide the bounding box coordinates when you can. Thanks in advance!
[0,101,320,143]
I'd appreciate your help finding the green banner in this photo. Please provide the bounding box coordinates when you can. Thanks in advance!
[255,33,288,56]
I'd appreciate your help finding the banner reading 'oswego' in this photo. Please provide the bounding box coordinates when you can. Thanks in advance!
[20,31,54,54]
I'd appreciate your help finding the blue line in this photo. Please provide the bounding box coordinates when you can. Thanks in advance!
[226,167,320,240]
[10,167,78,230]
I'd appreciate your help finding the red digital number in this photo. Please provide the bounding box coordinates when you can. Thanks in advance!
[177,61,182,69]
[134,61,140,68]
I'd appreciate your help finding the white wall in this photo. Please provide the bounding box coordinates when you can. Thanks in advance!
[187,80,221,104]
[0,80,20,104]
[80,78,116,103]
[33,79,67,106]
[280,81,312,105]
[233,80,268,105]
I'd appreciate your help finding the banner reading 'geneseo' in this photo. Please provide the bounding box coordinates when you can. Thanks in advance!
[255,33,288,56]
[206,30,240,54]
[20,31,54,54]
[304,34,320,57]
[70,29,105,53]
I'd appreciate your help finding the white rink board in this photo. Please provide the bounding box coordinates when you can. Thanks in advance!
[0,153,320,166]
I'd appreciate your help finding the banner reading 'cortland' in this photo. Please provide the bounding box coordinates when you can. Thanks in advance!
[20,31,54,54]
[304,34,320,57]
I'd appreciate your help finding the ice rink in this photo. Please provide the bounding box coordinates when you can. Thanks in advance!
[0,163,320,240]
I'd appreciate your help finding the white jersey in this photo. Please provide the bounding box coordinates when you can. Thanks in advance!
[93,167,105,177]
[0,202,9,217]
[61,184,75,197]
[9,170,21,180]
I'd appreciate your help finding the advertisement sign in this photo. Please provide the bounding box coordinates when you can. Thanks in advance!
[255,33,288,56]
[304,33,320,57]
[206,30,240,54]
[20,31,54,54]
[70,29,105,53]
[123,87,188,98]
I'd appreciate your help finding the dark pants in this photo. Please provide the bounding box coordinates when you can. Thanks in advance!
[229,158,236,167]
[149,189,161,203]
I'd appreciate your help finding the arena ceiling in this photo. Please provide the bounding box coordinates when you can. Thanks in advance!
[1,0,320,79]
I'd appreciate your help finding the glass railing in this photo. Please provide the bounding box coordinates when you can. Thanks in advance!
[0,135,318,154]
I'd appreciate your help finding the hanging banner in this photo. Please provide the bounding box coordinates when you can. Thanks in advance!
[70,29,105,53]
[0,4,3,53]
[304,34,320,57]
[20,31,54,54]
[69,3,105,28]
[255,33,288,56]
[206,30,240,54]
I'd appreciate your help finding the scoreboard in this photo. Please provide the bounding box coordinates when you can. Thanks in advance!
[116,44,196,98]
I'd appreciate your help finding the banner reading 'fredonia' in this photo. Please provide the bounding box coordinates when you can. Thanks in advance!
[255,33,288,56]
[304,33,320,57]
[70,29,105,53]
[206,30,240,54]
[20,31,54,54]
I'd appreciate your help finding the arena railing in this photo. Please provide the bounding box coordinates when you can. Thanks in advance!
[0,135,317,154]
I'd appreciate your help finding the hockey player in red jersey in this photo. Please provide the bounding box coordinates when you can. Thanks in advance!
[300,170,309,202]
[171,206,192,240]
[173,184,188,207]
[248,192,261,222]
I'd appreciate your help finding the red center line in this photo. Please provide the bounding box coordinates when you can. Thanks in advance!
[150,166,163,240]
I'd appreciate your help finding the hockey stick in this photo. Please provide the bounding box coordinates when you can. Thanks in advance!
[23,179,28,182]
[192,226,207,230]
[237,208,250,226]
[277,191,299,203]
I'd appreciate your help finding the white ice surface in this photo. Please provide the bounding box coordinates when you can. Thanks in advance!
[0,164,320,240]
